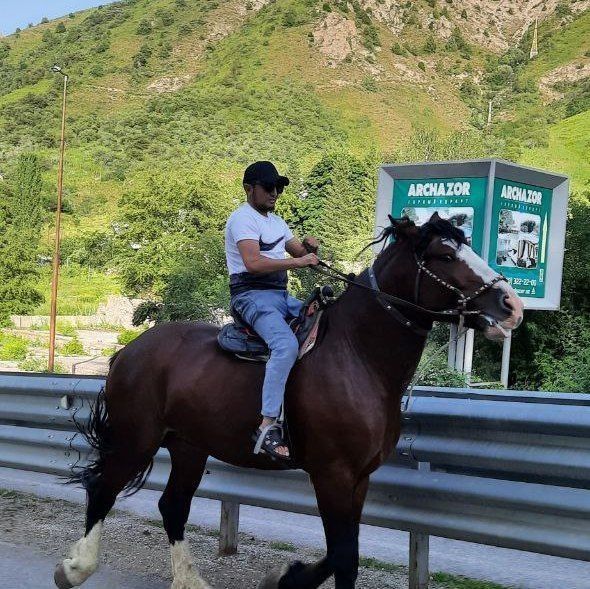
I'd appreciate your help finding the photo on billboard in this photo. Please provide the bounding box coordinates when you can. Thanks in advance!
[401,206,474,246]
[495,209,540,269]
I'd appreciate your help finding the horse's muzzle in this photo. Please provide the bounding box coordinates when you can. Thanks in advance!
[467,283,523,340]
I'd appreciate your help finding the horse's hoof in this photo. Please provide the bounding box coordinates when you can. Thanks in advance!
[257,564,290,589]
[54,563,74,589]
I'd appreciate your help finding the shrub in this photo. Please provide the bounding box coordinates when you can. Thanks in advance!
[133,44,152,68]
[156,9,174,26]
[0,335,29,360]
[361,76,378,92]
[391,42,405,55]
[136,19,152,35]
[283,9,299,27]
[417,61,426,71]
[424,35,436,54]
[555,1,571,17]
[18,357,65,373]
[101,346,119,357]
[58,337,85,356]
[118,328,144,345]
[56,22,66,33]
[56,321,77,336]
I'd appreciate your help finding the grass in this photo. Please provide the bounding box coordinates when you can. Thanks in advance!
[0,79,52,107]
[521,109,590,192]
[432,571,515,589]
[32,265,121,316]
[17,357,66,373]
[358,556,404,573]
[520,11,590,82]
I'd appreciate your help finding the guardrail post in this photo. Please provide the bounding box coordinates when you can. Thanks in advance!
[409,531,429,589]
[219,500,240,555]
[409,461,430,589]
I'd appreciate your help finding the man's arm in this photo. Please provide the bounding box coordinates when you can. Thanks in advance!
[285,236,319,258]
[237,240,318,274]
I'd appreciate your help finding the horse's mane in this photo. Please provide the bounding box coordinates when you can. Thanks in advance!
[416,217,468,254]
[363,215,468,258]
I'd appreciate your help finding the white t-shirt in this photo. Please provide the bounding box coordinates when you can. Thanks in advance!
[225,203,294,275]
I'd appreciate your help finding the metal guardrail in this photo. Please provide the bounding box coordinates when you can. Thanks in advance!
[1,373,590,588]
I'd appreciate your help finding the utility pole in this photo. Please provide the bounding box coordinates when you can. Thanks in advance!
[48,65,68,372]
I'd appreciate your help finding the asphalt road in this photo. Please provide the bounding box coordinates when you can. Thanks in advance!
[2,467,590,589]
[0,541,162,589]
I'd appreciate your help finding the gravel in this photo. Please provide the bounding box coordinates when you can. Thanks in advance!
[0,489,415,589]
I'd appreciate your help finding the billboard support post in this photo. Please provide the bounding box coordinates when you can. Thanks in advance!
[500,332,512,388]
[448,327,474,376]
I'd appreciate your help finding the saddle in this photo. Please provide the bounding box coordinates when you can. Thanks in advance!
[217,286,335,362]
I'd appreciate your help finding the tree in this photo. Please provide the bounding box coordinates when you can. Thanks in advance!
[114,166,235,296]
[295,152,377,264]
[0,153,45,323]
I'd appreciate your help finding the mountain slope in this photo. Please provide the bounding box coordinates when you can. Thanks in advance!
[0,0,587,301]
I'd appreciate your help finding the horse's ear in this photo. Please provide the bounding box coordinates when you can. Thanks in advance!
[428,211,442,223]
[389,215,418,241]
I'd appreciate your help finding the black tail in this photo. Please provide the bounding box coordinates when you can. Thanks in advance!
[68,386,153,497]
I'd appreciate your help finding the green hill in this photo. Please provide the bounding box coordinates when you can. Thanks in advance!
[0,0,588,312]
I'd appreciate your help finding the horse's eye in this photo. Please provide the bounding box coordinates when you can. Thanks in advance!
[441,254,455,262]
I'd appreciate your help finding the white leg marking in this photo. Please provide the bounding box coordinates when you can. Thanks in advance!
[61,522,103,586]
[170,540,212,589]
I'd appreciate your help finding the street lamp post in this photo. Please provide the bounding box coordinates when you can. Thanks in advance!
[48,65,68,372]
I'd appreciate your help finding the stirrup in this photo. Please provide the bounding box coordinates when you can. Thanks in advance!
[252,421,290,461]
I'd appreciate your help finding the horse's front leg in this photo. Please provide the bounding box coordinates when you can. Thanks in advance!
[258,470,368,589]
[314,471,368,589]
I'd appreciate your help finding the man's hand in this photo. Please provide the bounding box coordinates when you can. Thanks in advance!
[295,253,320,268]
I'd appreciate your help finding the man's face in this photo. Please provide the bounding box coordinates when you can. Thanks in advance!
[245,182,280,212]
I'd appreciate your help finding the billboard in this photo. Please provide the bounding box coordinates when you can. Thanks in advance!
[375,160,569,310]
[392,177,487,255]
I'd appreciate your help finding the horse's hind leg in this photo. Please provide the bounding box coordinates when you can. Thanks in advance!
[158,435,211,589]
[55,390,161,589]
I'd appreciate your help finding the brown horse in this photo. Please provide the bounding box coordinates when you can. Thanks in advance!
[54,216,523,589]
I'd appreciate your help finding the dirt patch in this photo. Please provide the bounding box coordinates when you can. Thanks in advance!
[313,12,364,66]
[539,61,590,103]
[0,489,421,589]
[360,0,590,54]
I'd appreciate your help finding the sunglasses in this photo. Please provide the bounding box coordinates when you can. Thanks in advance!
[254,181,284,195]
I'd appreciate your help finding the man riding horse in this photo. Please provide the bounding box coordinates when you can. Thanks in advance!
[225,161,319,460]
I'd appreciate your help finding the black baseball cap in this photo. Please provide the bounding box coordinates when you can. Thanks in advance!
[243,161,290,189]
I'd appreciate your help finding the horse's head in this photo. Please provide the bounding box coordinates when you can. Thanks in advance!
[375,214,523,341]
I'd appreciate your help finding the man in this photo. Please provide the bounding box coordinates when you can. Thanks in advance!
[225,161,319,461]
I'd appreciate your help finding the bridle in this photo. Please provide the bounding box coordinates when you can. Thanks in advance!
[312,249,507,337]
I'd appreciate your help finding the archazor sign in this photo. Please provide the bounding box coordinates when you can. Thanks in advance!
[376,159,569,310]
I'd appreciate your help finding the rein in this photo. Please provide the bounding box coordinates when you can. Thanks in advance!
[311,254,506,336]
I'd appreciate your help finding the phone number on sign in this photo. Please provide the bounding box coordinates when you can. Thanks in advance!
[507,277,537,287]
